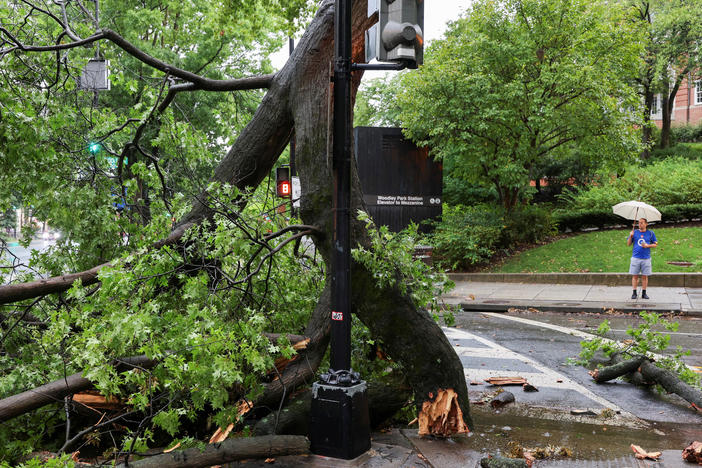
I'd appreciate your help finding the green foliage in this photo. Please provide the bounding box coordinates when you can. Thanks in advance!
[397,0,643,210]
[353,75,404,128]
[650,142,702,161]
[670,123,702,144]
[577,313,701,389]
[429,204,556,270]
[352,211,454,313]
[0,184,323,461]
[429,204,503,269]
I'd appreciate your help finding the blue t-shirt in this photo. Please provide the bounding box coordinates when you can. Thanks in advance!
[631,229,657,259]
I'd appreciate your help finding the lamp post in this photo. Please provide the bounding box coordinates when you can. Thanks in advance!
[308,0,372,460]
[309,0,423,459]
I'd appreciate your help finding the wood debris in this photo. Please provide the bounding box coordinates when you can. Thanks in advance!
[682,441,702,465]
[73,391,122,410]
[484,377,528,386]
[417,388,470,437]
[630,444,661,460]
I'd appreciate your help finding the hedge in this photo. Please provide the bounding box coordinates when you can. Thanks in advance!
[553,203,702,232]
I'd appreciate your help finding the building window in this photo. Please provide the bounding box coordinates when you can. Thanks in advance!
[696,81,702,105]
[650,94,662,118]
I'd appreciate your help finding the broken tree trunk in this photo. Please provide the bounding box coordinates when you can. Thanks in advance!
[639,359,702,409]
[589,356,646,383]
[590,355,702,409]
[113,435,309,468]
[0,0,472,434]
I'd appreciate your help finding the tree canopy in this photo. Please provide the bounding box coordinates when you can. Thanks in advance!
[396,0,644,210]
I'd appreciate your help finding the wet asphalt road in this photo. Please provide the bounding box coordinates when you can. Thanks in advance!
[451,310,702,426]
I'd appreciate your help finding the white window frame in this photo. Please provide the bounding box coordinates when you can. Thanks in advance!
[695,80,702,105]
[650,94,662,118]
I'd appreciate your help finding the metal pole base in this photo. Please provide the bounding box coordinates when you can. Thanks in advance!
[309,380,371,459]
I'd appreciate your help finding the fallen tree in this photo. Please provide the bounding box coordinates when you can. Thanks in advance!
[0,0,471,459]
[590,354,702,410]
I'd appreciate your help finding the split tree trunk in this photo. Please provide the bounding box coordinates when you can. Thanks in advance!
[0,0,472,432]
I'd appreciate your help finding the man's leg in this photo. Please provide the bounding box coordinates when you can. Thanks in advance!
[641,275,649,299]
[631,274,639,299]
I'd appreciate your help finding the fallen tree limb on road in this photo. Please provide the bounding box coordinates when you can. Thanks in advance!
[590,354,702,410]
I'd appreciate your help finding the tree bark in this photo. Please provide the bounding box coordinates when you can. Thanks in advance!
[112,435,309,468]
[639,360,702,408]
[589,357,646,383]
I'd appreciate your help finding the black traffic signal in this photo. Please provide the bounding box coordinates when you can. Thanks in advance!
[276,167,291,198]
[366,0,424,69]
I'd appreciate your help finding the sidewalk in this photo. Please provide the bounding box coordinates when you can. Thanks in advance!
[445,273,702,316]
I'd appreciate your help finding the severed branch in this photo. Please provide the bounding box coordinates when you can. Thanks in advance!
[112,435,309,468]
[0,355,156,422]
[590,354,702,410]
[0,333,312,423]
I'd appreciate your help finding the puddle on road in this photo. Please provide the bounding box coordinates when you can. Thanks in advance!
[453,405,700,462]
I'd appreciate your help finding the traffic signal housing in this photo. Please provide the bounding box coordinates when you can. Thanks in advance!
[366,0,424,69]
[276,167,291,198]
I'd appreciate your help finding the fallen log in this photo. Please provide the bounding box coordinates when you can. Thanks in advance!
[0,355,156,422]
[588,357,646,383]
[113,434,308,468]
[589,354,702,410]
[0,333,311,423]
[639,359,702,408]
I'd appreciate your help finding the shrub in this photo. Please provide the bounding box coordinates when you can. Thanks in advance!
[670,122,702,144]
[428,204,503,269]
[501,205,557,245]
[560,158,702,210]
[649,144,702,163]
[553,203,702,232]
[428,204,556,269]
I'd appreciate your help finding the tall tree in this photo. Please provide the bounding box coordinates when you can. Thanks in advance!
[0,0,471,460]
[397,0,643,211]
[631,0,702,150]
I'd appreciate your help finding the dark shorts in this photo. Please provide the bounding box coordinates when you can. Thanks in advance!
[629,257,652,276]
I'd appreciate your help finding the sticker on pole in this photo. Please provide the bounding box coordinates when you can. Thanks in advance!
[331,311,344,321]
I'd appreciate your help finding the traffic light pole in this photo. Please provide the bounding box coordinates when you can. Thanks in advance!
[309,0,371,459]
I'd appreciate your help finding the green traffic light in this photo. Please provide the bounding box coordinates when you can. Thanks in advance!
[89,142,101,154]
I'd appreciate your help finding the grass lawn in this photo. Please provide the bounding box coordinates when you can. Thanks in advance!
[492,226,702,273]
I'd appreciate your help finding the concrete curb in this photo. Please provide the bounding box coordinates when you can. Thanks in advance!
[448,272,702,288]
[453,298,702,315]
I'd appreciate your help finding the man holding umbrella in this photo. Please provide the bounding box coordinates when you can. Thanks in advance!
[613,201,661,300]
[627,217,658,299]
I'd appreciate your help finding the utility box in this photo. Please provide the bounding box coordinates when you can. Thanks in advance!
[354,126,442,233]
[309,382,371,459]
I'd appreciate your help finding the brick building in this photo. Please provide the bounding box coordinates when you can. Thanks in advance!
[651,75,702,128]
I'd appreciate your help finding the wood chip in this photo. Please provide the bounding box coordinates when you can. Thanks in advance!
[484,377,528,386]
[73,391,122,410]
[630,444,661,460]
[209,423,234,444]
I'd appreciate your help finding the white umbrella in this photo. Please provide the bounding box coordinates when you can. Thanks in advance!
[612,200,661,223]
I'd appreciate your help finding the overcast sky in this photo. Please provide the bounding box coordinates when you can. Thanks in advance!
[271,0,473,70]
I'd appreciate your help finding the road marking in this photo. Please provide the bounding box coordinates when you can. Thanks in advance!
[443,327,632,416]
[480,313,697,371]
